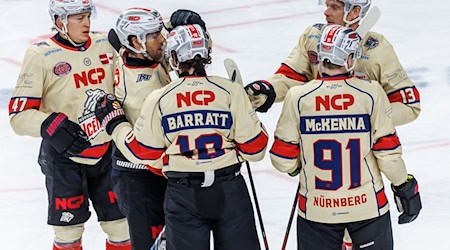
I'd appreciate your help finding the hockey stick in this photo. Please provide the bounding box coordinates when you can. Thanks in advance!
[281,183,300,250]
[149,226,166,250]
[107,28,122,53]
[224,58,270,250]
[355,6,381,38]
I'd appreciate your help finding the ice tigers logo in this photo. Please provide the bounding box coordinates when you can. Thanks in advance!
[83,88,106,115]
[78,89,106,139]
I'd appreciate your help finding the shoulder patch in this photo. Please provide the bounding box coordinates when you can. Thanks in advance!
[364,36,379,49]
[312,23,325,30]
[34,41,50,47]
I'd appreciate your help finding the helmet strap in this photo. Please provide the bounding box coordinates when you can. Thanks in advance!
[55,16,86,47]
[169,56,179,71]
[345,56,357,72]
[343,11,361,26]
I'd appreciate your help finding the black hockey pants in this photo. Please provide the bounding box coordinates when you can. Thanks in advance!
[164,163,261,250]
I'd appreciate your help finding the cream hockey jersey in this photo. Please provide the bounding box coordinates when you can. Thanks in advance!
[110,50,171,172]
[113,75,268,173]
[268,24,420,126]
[270,75,408,224]
[9,33,117,165]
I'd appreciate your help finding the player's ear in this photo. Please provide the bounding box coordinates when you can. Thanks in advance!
[55,17,64,30]
[130,36,142,50]
[349,6,361,21]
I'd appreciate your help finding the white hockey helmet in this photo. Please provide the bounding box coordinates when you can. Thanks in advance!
[49,0,97,31]
[319,0,371,26]
[165,24,209,69]
[115,7,164,59]
[317,24,361,71]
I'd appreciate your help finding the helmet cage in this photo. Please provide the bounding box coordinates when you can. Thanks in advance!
[317,25,362,71]
[341,0,371,26]
[165,24,209,70]
[115,8,163,59]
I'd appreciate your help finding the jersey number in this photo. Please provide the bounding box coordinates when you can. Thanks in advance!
[11,97,28,112]
[314,139,361,190]
[399,88,416,103]
[176,133,225,160]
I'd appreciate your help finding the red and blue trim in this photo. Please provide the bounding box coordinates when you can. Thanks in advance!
[238,131,268,155]
[275,63,308,82]
[270,137,300,159]
[373,133,401,151]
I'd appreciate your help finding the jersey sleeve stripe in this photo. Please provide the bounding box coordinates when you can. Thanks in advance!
[78,141,111,159]
[387,86,420,104]
[372,133,401,151]
[8,97,42,115]
[275,63,308,82]
[270,137,300,159]
[125,137,165,160]
[238,131,268,155]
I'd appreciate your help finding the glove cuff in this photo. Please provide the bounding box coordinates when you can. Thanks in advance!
[41,112,68,139]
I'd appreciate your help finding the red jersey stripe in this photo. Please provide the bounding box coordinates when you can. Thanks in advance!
[78,141,111,159]
[125,137,165,160]
[146,165,163,176]
[373,134,401,151]
[376,188,388,209]
[298,193,307,213]
[238,132,268,155]
[9,97,41,115]
[388,86,420,104]
[270,138,300,159]
[275,63,308,82]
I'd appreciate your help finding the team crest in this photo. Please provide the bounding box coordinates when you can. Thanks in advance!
[53,62,72,77]
[364,36,379,49]
[308,51,319,65]
[60,212,74,223]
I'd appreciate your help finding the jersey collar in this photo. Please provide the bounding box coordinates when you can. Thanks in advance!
[318,72,352,81]
[51,34,92,52]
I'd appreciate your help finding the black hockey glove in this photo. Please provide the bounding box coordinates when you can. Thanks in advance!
[41,112,91,158]
[244,80,276,112]
[170,9,207,31]
[392,174,422,224]
[95,94,127,135]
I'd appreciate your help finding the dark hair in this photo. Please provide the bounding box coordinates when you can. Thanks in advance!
[177,48,212,72]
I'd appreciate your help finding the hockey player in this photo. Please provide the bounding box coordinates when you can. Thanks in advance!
[99,8,208,250]
[8,0,130,249]
[270,24,422,250]
[245,0,420,127]
[96,24,268,250]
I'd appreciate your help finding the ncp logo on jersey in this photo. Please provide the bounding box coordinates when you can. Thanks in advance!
[315,94,354,111]
[176,90,215,107]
